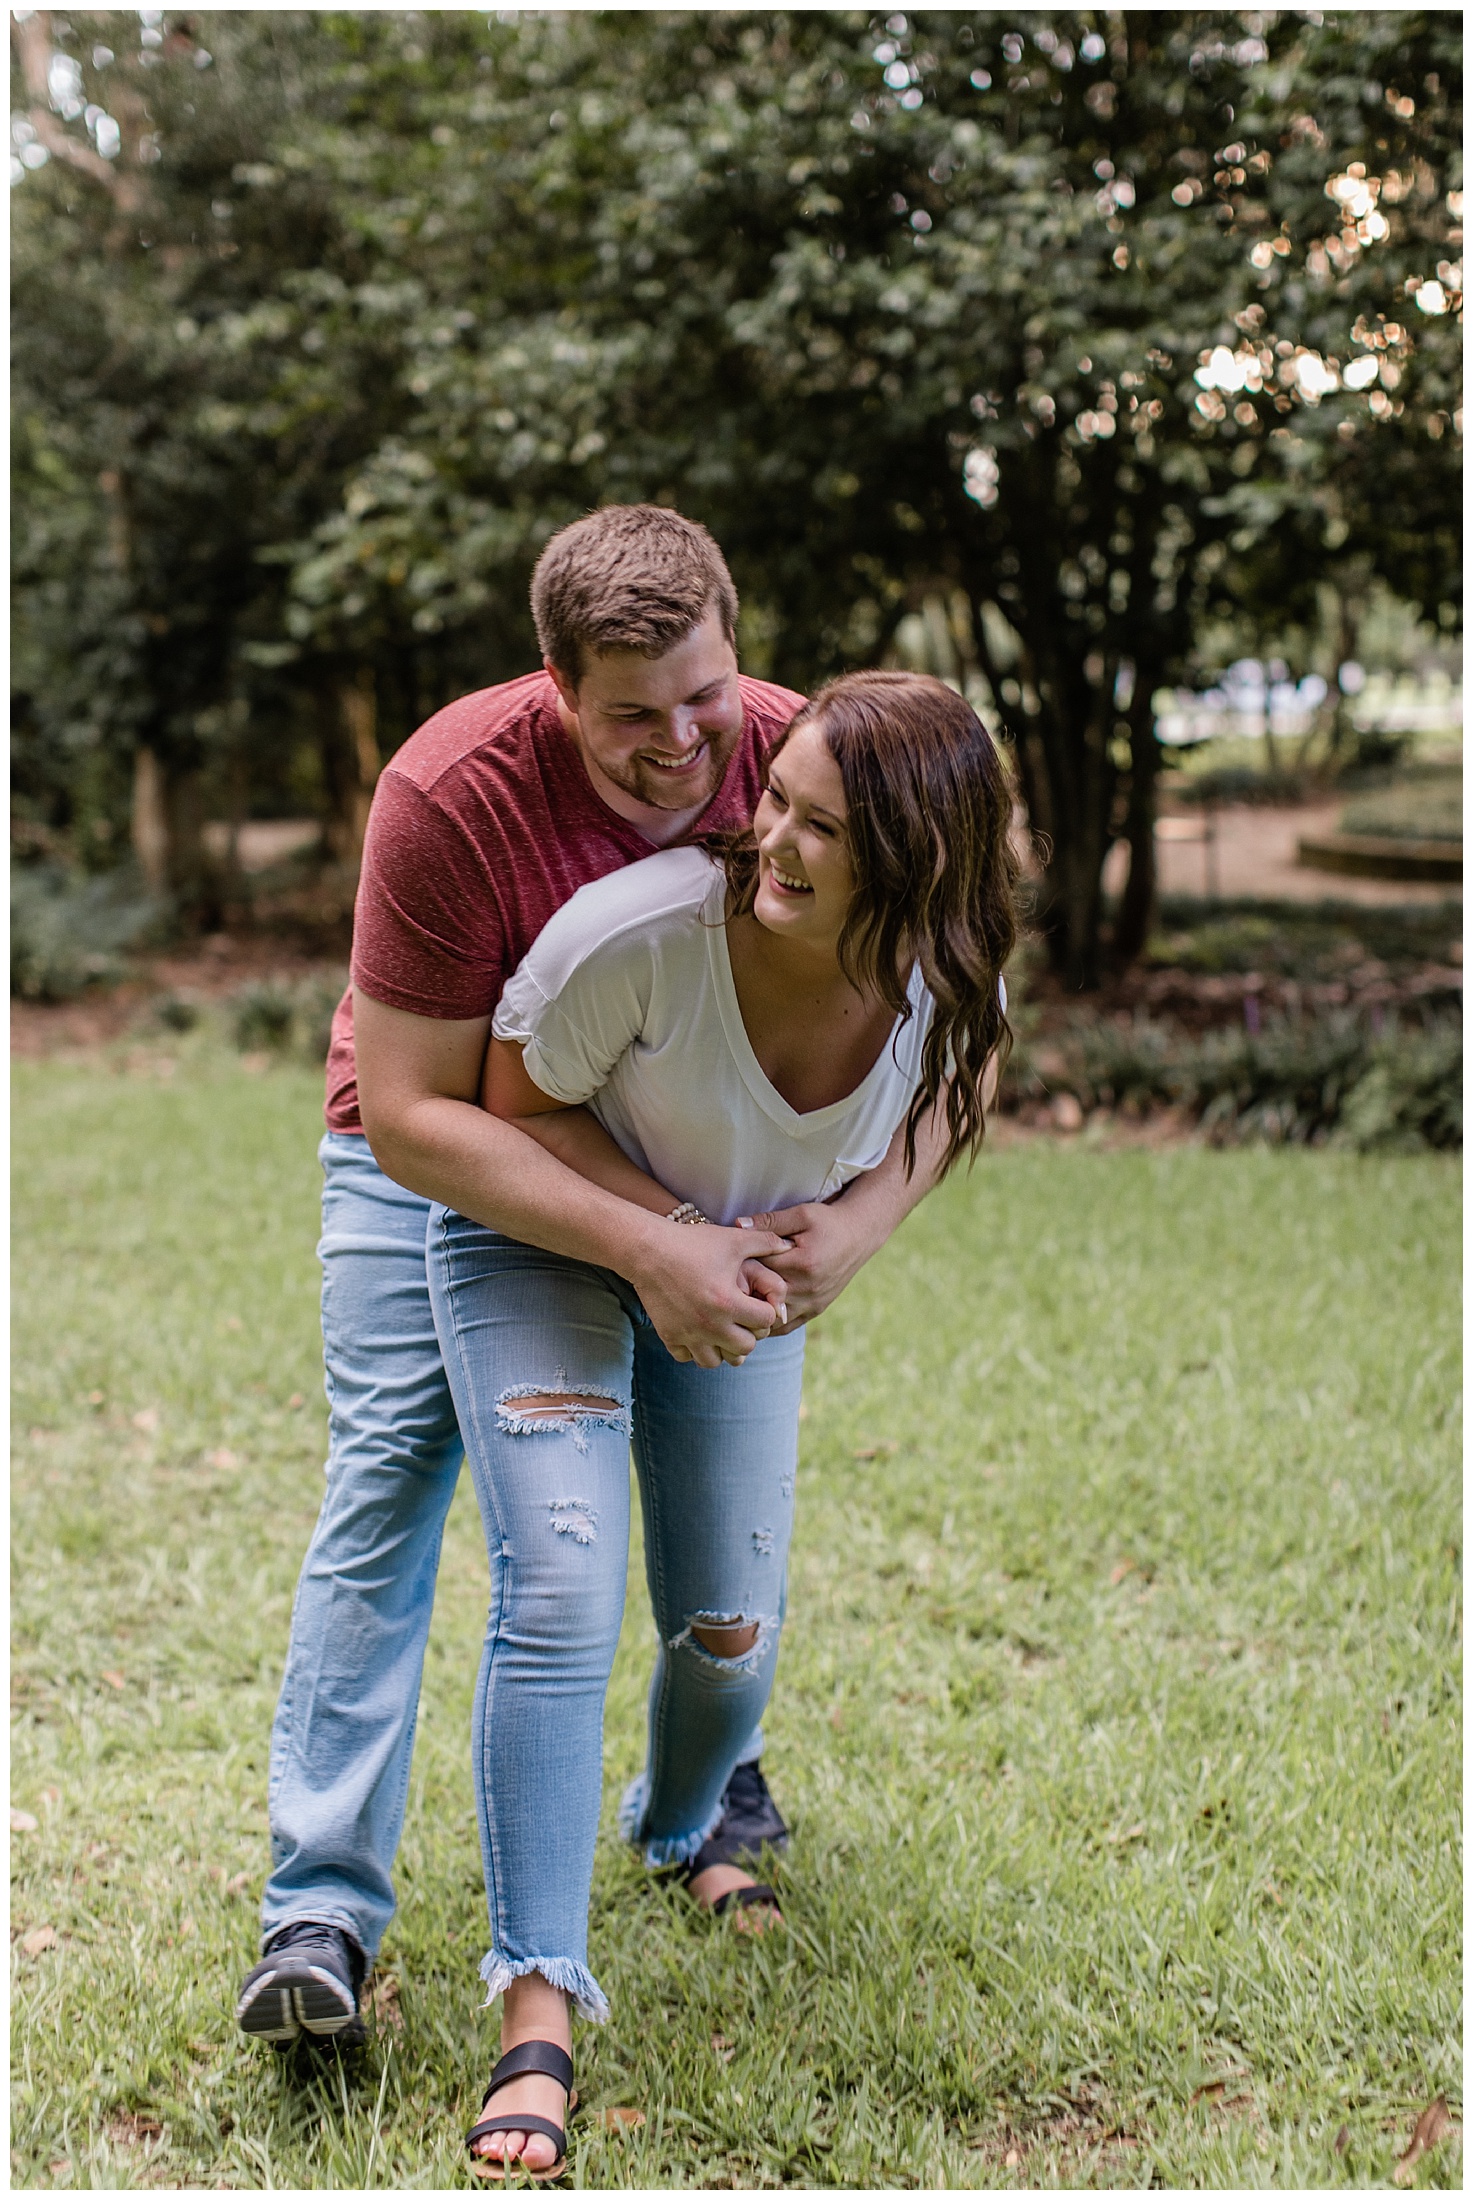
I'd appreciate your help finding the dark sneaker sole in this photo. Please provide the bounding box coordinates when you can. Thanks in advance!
[237,1964,361,2044]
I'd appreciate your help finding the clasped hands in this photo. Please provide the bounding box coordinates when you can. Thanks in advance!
[637,1198,867,1369]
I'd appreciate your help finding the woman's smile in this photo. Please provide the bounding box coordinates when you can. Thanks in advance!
[749,720,852,944]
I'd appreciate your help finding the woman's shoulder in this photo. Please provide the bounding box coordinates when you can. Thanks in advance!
[519,847,720,991]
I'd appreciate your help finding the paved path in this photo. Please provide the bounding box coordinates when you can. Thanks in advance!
[1101,801,1461,908]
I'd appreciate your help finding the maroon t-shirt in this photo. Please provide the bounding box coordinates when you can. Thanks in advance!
[324,669,804,1134]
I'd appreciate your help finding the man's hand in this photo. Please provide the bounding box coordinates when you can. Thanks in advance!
[738,1196,887,1325]
[629,1223,791,1368]
[356,991,790,1368]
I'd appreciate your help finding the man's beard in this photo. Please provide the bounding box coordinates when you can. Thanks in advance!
[602,726,740,812]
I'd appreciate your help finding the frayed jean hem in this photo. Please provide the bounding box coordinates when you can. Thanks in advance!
[618,1774,727,1869]
[478,1949,609,2025]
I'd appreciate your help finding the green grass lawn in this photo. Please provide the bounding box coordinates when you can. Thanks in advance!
[11,1052,1462,2189]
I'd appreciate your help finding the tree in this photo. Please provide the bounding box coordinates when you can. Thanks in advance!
[9,9,487,904]
[13,12,1461,975]
[268,9,1459,982]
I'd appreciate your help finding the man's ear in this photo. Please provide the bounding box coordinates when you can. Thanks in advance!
[544,657,580,717]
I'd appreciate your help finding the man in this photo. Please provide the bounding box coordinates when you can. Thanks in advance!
[237,506,948,2054]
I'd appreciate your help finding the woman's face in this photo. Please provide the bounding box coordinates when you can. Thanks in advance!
[751,718,853,952]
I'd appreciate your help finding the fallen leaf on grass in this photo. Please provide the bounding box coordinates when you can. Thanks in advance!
[1105,1822,1147,1846]
[710,2032,735,2062]
[1004,2147,1020,2168]
[105,2112,162,2148]
[223,1316,243,1333]
[206,1449,238,1471]
[1393,2097,1456,2185]
[100,1671,126,1691]
[131,1408,160,1435]
[369,1973,404,2032]
[1194,2086,1253,2114]
[10,1808,38,1833]
[288,1392,305,1409]
[1109,1561,1137,1585]
[21,1925,58,1956]
[86,1391,105,1406]
[223,1870,251,1898]
[598,2107,645,2132]
[1335,2125,1350,2154]
[852,1443,895,1460]
[42,1786,61,1806]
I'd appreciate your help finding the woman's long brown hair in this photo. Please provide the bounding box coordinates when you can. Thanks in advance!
[713,669,1019,1180]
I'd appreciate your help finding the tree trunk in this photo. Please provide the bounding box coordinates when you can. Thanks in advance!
[1112,670,1161,966]
[131,746,170,895]
[968,594,1119,990]
[318,669,380,868]
[164,766,223,927]
[131,744,225,924]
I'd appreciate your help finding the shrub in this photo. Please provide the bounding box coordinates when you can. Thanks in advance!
[10,866,162,1001]
[1033,1009,1461,1151]
[1337,1021,1462,1152]
[230,972,346,1061]
[232,983,297,1052]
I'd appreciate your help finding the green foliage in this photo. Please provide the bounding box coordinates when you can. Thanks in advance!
[1338,1020,1464,1150]
[10,10,1463,970]
[1339,767,1463,841]
[1148,898,1462,976]
[1032,1008,1461,1149]
[230,973,345,1063]
[10,864,162,1000]
[11,1061,1462,2186]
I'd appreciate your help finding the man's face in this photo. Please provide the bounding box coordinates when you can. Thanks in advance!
[548,610,744,819]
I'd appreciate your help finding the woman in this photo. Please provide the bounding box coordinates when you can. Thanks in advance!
[428,670,1017,2176]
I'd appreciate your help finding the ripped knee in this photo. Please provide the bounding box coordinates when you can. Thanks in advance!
[690,1618,760,1659]
[672,1611,777,1671]
[495,1378,630,1456]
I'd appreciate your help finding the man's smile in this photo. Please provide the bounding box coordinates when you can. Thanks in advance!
[640,740,709,774]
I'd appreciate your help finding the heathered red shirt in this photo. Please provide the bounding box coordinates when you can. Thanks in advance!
[324,669,805,1134]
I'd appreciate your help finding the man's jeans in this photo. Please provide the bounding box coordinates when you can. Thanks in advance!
[263,1134,778,1985]
[263,1135,465,1960]
[428,1205,805,2022]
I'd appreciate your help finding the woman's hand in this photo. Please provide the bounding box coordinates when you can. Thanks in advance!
[629,1222,793,1368]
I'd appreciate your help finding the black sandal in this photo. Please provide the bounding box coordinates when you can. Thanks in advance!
[466,2040,576,2183]
[678,1831,783,1922]
[708,1880,782,1919]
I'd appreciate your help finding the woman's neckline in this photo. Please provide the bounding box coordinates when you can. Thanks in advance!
[704,879,918,1127]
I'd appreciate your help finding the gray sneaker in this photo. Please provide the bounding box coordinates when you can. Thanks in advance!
[236,1921,366,2049]
[698,1759,791,1870]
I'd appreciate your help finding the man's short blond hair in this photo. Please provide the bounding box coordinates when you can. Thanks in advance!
[531,505,739,682]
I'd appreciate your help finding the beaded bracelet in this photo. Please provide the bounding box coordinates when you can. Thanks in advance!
[666,1201,709,1225]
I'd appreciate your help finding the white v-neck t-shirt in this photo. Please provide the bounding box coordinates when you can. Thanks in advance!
[492,846,935,1226]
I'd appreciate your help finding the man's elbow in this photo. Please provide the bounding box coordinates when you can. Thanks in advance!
[356,1086,422,1191]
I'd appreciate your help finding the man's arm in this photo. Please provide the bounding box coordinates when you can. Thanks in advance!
[751,1056,1000,1322]
[354,992,791,1368]
[481,1035,681,1219]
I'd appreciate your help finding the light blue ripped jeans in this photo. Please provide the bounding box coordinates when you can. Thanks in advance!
[428,1208,805,2024]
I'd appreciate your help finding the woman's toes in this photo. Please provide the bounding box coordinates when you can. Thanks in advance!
[478,2129,556,2171]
